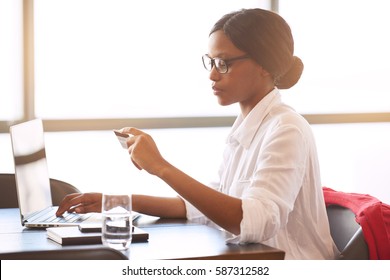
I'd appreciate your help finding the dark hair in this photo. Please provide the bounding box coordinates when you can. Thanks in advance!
[210,8,303,89]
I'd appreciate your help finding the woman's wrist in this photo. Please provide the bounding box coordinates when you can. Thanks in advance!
[154,160,175,179]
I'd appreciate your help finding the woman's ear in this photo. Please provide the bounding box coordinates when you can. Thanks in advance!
[258,66,274,86]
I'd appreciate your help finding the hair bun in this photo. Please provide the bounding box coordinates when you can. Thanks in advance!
[276,56,304,89]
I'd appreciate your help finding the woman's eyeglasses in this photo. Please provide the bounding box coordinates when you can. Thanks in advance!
[202,54,250,74]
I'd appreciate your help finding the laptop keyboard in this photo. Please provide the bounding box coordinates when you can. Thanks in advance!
[43,212,92,223]
[32,208,92,224]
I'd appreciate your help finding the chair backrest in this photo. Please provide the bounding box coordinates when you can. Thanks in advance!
[0,247,128,260]
[326,204,369,259]
[0,173,18,208]
[324,186,390,259]
[50,177,80,206]
[0,173,80,208]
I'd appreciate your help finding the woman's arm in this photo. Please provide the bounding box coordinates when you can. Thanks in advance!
[56,193,187,218]
[132,194,186,218]
[156,162,242,235]
[122,127,242,235]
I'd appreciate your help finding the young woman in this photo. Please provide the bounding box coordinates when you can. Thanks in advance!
[57,8,338,259]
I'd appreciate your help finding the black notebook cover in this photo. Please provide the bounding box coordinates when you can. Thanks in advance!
[47,226,148,245]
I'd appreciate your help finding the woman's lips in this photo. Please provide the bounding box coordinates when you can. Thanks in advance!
[212,85,223,95]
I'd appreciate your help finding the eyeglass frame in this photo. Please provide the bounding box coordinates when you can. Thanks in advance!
[202,54,250,74]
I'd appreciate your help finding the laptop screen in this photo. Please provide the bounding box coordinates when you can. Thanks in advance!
[10,119,52,217]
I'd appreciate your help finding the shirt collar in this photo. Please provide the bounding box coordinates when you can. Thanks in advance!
[227,88,281,149]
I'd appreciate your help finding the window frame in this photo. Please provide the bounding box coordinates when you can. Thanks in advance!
[1,0,389,133]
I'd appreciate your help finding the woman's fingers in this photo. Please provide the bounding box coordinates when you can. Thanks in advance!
[56,193,102,216]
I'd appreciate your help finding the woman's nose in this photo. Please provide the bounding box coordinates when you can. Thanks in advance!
[209,66,221,81]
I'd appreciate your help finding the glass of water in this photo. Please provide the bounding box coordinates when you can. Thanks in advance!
[101,194,132,251]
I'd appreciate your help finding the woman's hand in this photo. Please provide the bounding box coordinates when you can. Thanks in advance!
[56,192,102,216]
[121,127,170,176]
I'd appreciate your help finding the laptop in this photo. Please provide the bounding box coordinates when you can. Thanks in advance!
[9,119,98,228]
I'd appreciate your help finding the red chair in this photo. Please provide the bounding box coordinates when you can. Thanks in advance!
[323,187,390,260]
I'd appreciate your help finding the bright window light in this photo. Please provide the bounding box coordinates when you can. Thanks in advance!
[0,0,23,121]
[279,0,390,114]
[34,0,269,119]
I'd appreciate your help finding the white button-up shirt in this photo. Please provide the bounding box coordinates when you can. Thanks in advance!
[184,89,338,259]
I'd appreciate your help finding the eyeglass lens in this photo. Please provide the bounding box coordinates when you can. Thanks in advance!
[202,55,228,73]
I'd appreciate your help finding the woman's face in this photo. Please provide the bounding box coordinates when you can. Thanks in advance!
[207,30,274,116]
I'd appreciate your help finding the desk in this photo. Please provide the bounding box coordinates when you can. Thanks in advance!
[0,208,285,260]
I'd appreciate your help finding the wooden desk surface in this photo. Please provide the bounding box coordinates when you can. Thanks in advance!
[0,208,285,260]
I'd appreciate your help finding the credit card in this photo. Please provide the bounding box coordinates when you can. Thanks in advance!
[114,130,130,149]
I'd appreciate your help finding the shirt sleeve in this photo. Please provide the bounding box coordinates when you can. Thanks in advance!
[235,122,309,243]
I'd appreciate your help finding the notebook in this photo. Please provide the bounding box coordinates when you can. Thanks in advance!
[46,225,149,245]
[9,119,99,228]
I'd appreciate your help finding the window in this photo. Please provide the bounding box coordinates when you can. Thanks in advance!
[1,1,389,203]
[279,0,390,114]
[34,0,270,119]
[3,0,389,129]
[0,0,23,121]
